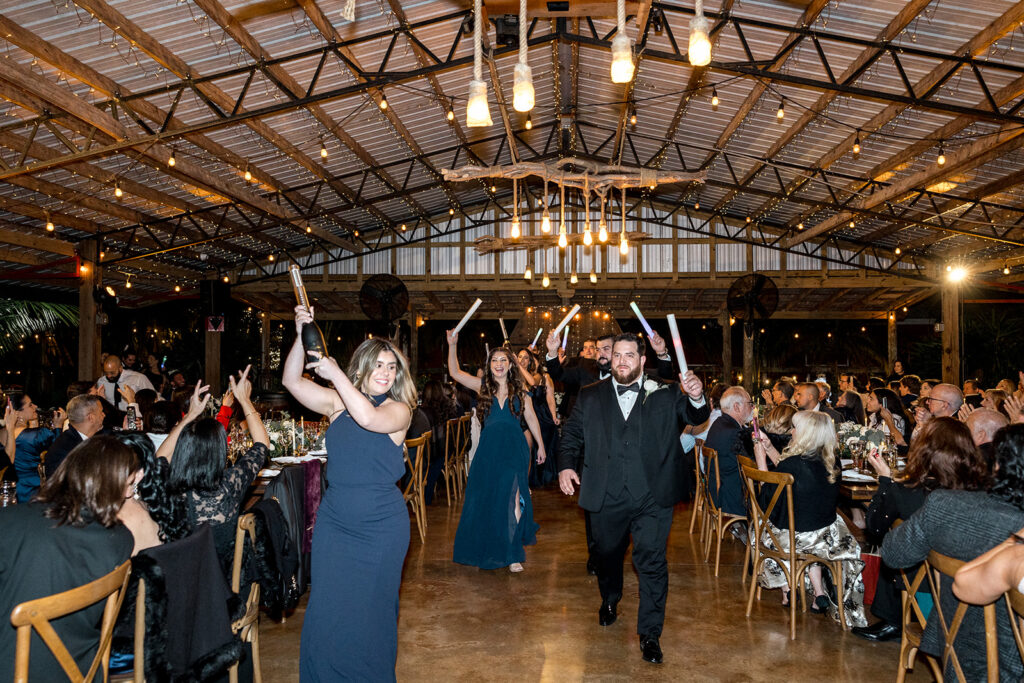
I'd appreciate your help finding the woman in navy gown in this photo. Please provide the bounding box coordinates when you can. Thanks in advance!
[4,392,64,502]
[447,331,547,572]
[284,305,416,682]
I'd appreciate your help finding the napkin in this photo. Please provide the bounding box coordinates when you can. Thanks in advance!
[842,471,876,482]
[258,469,282,478]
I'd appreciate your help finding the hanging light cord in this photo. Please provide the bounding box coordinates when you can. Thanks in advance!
[474,0,483,82]
[519,0,527,66]
[617,0,625,36]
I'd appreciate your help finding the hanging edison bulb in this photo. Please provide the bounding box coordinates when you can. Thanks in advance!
[542,271,550,287]
[558,231,568,249]
[513,64,534,112]
[582,179,593,246]
[583,227,593,246]
[557,181,567,248]
[590,271,598,283]
[524,265,533,280]
[511,216,521,239]
[541,207,552,233]
[510,178,521,238]
[466,0,492,126]
[598,194,609,242]
[619,232,629,256]
[688,0,712,67]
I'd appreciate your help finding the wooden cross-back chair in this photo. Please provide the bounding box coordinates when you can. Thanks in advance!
[895,562,943,683]
[229,513,262,683]
[736,454,758,585]
[36,449,48,487]
[688,439,708,542]
[926,550,1000,683]
[1003,587,1024,674]
[741,464,847,640]
[442,417,463,506]
[456,413,472,488]
[402,432,430,542]
[10,560,132,683]
[701,446,748,578]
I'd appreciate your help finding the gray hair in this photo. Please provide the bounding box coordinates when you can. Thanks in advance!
[720,386,750,413]
[67,394,101,426]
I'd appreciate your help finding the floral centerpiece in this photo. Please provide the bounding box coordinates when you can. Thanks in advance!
[265,414,297,456]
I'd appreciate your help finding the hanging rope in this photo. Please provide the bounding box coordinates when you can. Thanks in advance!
[474,0,483,83]
[519,0,527,66]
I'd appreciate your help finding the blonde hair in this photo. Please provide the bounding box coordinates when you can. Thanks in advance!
[780,411,838,483]
[761,404,797,435]
[346,338,418,413]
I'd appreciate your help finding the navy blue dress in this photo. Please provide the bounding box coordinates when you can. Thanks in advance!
[453,396,539,569]
[300,395,410,682]
[15,428,58,503]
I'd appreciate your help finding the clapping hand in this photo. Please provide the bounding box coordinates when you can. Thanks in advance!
[957,403,976,422]
[761,389,774,406]
[3,400,15,428]
[185,381,211,421]
[1005,393,1024,425]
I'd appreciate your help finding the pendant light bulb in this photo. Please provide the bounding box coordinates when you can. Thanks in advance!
[711,88,719,109]
[524,266,532,280]
[610,32,635,83]
[558,231,568,249]
[379,94,388,110]
[446,108,455,122]
[1004,265,1011,275]
[466,79,492,127]
[583,227,593,246]
[114,182,123,198]
[570,271,578,284]
[937,142,946,166]
[525,114,533,130]
[541,207,552,233]
[320,140,328,159]
[244,166,252,182]
[44,211,54,232]
[619,233,629,256]
[776,100,785,120]
[542,272,550,288]
[590,271,597,284]
[629,106,637,126]
[688,13,712,67]
[511,217,521,239]
[853,132,861,156]
[513,62,535,112]
[168,150,176,167]
[598,221,609,243]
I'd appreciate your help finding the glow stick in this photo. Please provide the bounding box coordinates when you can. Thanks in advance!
[629,301,654,337]
[485,342,490,357]
[530,327,543,347]
[561,325,569,350]
[498,317,509,341]
[666,314,689,375]
[452,298,482,334]
[553,304,580,337]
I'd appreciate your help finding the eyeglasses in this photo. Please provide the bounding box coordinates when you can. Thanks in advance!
[923,397,949,407]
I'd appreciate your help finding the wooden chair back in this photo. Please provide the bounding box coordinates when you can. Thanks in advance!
[688,439,706,536]
[1004,588,1024,665]
[36,449,48,486]
[442,417,462,505]
[403,432,430,542]
[11,560,132,683]
[702,446,725,517]
[456,413,472,481]
[926,550,1000,683]
[229,514,262,683]
[895,562,942,683]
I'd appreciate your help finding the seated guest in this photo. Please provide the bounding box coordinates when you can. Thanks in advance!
[913,382,964,440]
[95,354,156,412]
[836,390,866,425]
[853,418,990,642]
[920,379,941,399]
[953,527,1024,605]
[751,411,867,627]
[704,386,753,516]
[45,395,105,478]
[965,408,1008,465]
[761,404,797,451]
[815,379,834,408]
[882,423,1024,682]
[4,392,64,503]
[794,382,842,425]
[761,380,794,409]
[963,378,983,400]
[0,436,136,680]
[116,432,186,551]
[898,374,922,411]
[159,368,269,529]
[996,378,1018,397]
[691,382,727,442]
[145,400,182,451]
[982,389,1007,417]
[867,376,888,392]
[866,388,912,448]
[838,373,861,395]
[887,360,906,384]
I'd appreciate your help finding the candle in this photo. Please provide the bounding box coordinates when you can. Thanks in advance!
[290,420,296,454]
[553,304,580,338]
[530,327,543,348]
[561,325,569,350]
[666,314,689,375]
[452,298,483,335]
[629,301,654,337]
[300,420,305,450]
[498,317,508,342]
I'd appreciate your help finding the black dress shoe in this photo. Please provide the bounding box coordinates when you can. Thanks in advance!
[852,621,901,642]
[598,601,617,626]
[639,634,663,663]
[586,557,598,576]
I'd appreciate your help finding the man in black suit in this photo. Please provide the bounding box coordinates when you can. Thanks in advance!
[44,395,104,478]
[558,333,708,664]
[703,386,754,517]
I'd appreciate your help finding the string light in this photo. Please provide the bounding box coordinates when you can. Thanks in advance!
[852,131,861,156]
[1004,264,1011,275]
[168,149,176,167]
[776,100,785,120]
[174,284,181,292]
[320,139,328,158]
[525,114,533,130]
[937,141,946,166]
[466,0,492,126]
[797,222,804,230]
[711,88,719,109]
[125,277,132,289]
[269,254,275,261]
[610,0,634,83]
[512,0,534,112]
[44,211,54,232]
[222,275,230,283]
[695,201,701,210]
[894,246,901,255]
[244,165,252,182]
[378,94,388,110]
[446,107,455,122]
[114,182,123,198]
[629,105,637,126]
[688,0,712,67]
[400,224,407,232]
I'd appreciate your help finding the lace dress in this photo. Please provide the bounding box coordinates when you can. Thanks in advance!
[182,443,268,528]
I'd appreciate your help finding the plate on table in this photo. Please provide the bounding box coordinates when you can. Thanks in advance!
[842,471,876,483]
[258,468,282,478]
[841,458,853,468]
[272,455,326,464]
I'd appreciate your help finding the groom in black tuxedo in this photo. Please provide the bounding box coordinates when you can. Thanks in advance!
[558,333,708,664]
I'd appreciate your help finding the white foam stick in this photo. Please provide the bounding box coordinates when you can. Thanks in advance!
[452,298,483,335]
[498,317,509,341]
[553,304,581,338]
[485,342,490,356]
[530,327,543,347]
[629,301,654,337]
[666,314,689,375]
[561,325,569,350]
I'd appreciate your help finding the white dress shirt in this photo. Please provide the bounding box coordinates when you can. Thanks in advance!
[611,376,642,420]
[95,368,156,411]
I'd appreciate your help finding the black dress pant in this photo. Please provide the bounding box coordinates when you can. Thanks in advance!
[590,487,674,637]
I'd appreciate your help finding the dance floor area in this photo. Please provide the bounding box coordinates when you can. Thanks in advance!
[259,488,928,681]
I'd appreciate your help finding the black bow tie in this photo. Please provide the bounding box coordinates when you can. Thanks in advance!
[617,383,640,396]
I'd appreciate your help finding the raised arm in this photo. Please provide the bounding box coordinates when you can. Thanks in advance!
[521,394,546,464]
[156,382,210,461]
[282,306,344,417]
[305,353,411,440]
[446,330,482,393]
[229,365,269,448]
[954,532,1024,604]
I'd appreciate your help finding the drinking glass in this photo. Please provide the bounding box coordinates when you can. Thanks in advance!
[1,481,16,507]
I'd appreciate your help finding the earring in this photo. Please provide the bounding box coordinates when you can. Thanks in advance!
[131,482,139,499]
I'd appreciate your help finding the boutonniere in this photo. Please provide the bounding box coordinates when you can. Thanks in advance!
[642,376,667,404]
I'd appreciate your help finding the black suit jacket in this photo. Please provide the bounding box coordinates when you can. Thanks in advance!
[703,413,751,516]
[546,355,677,418]
[558,376,709,511]
[44,428,84,478]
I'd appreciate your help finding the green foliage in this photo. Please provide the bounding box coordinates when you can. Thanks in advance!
[0,299,78,353]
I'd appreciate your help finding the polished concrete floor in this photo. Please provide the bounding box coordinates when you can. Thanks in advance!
[260,487,930,682]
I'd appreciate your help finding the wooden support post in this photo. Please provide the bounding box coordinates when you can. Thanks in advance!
[205,322,222,396]
[77,241,101,381]
[743,329,754,394]
[259,316,270,391]
[720,312,732,383]
[942,286,961,386]
[887,314,898,371]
